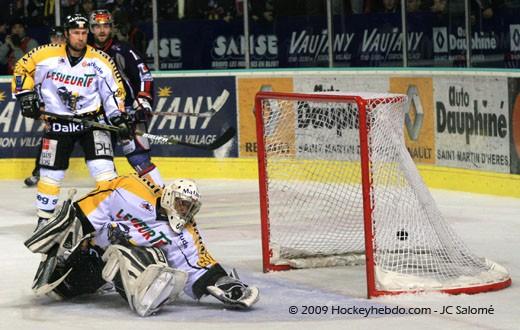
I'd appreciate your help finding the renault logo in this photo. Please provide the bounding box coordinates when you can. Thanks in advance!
[404,85,424,141]
[433,27,448,53]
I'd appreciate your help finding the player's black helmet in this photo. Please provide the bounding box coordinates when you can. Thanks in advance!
[63,14,89,30]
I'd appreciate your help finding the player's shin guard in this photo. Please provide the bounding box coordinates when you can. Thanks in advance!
[86,159,118,183]
[101,245,187,317]
[36,176,61,212]
[127,152,164,187]
[142,166,164,187]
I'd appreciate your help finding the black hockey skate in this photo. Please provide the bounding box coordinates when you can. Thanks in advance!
[24,174,40,187]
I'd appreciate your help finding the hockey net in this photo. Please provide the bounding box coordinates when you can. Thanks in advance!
[255,91,511,297]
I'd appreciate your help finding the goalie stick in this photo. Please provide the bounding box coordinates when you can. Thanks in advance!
[152,89,230,118]
[39,111,236,150]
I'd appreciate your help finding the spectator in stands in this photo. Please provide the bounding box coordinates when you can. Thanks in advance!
[472,0,496,21]
[350,0,371,13]
[206,0,234,22]
[274,0,326,17]
[0,19,6,42]
[0,19,8,75]
[249,0,275,22]
[430,0,447,15]
[26,0,47,26]
[79,0,97,17]
[7,0,26,21]
[407,0,423,12]
[111,0,133,14]
[0,19,39,74]
[111,9,147,56]
[329,0,351,15]
[49,26,66,44]
[96,0,114,10]
[62,0,82,17]
[42,0,57,26]
[376,0,400,12]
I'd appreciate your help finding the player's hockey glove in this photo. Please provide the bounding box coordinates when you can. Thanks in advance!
[17,90,41,119]
[132,96,152,123]
[110,112,133,140]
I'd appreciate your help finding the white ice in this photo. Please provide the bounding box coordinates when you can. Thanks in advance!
[0,178,519,330]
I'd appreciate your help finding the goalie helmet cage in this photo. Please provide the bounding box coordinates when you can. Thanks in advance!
[254,91,511,298]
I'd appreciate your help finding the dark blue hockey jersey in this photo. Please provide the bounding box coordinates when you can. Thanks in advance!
[90,37,153,108]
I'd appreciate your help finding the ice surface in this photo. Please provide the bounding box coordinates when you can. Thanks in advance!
[0,178,519,329]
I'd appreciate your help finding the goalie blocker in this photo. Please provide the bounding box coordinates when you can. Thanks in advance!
[24,175,259,315]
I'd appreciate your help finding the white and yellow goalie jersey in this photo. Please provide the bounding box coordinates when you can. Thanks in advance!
[75,174,218,298]
[11,43,126,117]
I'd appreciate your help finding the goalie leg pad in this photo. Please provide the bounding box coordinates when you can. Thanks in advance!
[25,190,85,254]
[102,245,187,317]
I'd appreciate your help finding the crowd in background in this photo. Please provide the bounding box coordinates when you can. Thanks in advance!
[1,0,520,74]
[3,0,518,28]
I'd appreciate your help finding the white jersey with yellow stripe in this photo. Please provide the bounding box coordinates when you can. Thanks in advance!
[75,174,218,298]
[11,43,126,118]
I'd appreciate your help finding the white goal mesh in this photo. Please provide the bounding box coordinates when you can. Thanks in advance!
[255,91,511,297]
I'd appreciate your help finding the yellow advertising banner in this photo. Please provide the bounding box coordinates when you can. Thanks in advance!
[389,77,435,164]
[237,78,293,157]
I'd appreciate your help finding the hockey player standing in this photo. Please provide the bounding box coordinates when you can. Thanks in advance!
[24,175,260,316]
[12,14,131,230]
[24,26,67,188]
[89,9,164,187]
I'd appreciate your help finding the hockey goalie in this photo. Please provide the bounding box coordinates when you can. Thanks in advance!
[24,174,259,316]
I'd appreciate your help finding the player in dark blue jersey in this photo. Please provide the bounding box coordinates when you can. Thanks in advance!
[89,9,164,187]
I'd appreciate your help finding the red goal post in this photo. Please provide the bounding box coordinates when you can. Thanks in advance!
[254,91,511,298]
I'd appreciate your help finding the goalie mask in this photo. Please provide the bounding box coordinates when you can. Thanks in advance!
[161,179,201,233]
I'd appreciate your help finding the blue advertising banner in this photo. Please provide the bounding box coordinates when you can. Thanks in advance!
[0,76,238,159]
[147,76,238,157]
[0,82,43,158]
[142,20,279,70]
[137,10,520,69]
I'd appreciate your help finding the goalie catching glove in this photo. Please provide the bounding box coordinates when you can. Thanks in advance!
[207,271,260,309]
[16,90,41,119]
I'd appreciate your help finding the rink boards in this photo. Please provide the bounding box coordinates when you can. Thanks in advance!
[1,68,520,197]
